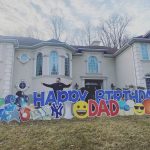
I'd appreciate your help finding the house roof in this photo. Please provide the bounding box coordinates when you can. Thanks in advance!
[0,35,75,52]
[72,45,117,54]
[1,31,150,56]
[46,39,63,44]
[0,35,42,46]
[114,31,150,56]
[0,35,117,54]
[144,31,150,38]
[0,36,64,46]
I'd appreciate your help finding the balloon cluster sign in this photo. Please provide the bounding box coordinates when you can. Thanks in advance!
[0,90,150,123]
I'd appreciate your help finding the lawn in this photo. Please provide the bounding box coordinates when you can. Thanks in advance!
[0,116,150,150]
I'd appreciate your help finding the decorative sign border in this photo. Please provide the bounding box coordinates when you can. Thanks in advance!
[0,90,150,123]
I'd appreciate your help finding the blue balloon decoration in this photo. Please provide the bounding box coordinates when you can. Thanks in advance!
[124,105,130,111]
[5,95,16,104]
[0,108,5,121]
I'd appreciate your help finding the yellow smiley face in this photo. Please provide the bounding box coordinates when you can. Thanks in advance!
[134,103,145,115]
[73,101,88,119]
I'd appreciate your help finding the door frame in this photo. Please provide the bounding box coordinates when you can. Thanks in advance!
[80,75,108,89]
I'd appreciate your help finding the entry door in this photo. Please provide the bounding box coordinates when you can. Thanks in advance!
[85,79,103,89]
[146,78,150,89]
[85,79,103,100]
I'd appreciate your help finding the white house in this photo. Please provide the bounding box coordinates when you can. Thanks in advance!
[0,31,150,98]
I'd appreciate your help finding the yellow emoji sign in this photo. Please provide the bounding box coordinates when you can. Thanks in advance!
[134,103,145,115]
[73,101,88,119]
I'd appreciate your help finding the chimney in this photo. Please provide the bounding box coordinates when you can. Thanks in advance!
[90,41,100,46]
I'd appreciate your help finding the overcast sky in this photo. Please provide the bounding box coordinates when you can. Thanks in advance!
[0,0,150,41]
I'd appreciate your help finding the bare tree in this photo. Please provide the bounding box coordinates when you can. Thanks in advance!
[50,14,65,40]
[71,22,96,46]
[96,14,131,49]
[83,21,94,45]
[71,28,86,46]
[26,26,41,39]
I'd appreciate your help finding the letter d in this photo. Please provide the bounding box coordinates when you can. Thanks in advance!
[109,100,119,116]
[88,99,98,117]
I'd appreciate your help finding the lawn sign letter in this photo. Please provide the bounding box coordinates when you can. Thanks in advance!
[0,90,150,123]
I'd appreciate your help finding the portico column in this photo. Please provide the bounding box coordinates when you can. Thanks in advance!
[81,78,85,87]
[70,59,72,78]
[33,57,36,76]
[43,54,49,75]
[103,78,108,90]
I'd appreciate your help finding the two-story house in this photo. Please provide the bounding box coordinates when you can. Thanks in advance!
[0,31,150,98]
[115,31,150,89]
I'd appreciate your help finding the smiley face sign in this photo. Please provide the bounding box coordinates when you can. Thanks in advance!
[73,101,88,119]
[134,103,145,115]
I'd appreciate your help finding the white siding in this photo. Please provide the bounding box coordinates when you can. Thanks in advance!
[0,43,15,97]
[115,45,136,88]
[12,46,73,95]
[72,51,116,89]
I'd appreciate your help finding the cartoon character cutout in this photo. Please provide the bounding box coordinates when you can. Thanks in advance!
[1,104,20,123]
[5,95,16,104]
[15,91,29,108]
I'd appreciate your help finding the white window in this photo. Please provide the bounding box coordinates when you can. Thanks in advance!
[36,53,43,76]
[65,54,70,76]
[87,56,99,73]
[50,51,59,75]
[141,44,149,60]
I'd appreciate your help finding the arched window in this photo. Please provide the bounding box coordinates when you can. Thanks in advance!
[88,56,98,73]
[65,54,70,76]
[50,51,58,75]
[36,53,43,76]
[141,44,149,60]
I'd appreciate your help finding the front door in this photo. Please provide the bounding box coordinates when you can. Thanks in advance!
[85,79,103,101]
[146,78,150,89]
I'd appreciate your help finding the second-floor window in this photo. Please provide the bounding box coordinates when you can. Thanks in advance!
[50,51,58,75]
[65,54,70,76]
[141,44,149,60]
[36,53,43,76]
[88,56,98,73]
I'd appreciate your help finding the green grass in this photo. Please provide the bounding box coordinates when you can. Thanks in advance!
[0,116,150,150]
